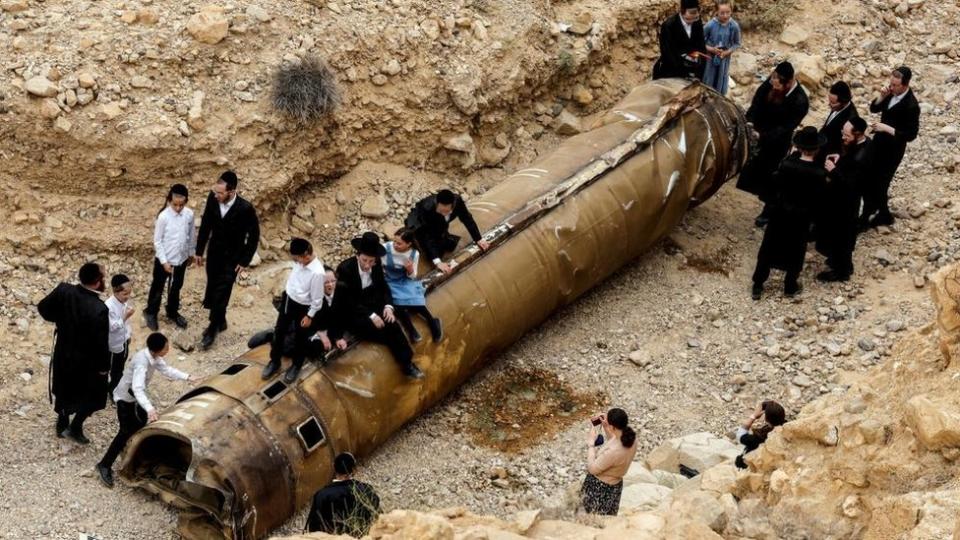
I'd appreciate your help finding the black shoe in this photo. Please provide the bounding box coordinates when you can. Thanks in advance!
[56,414,68,438]
[404,363,425,380]
[816,270,850,283]
[751,284,762,301]
[143,312,159,331]
[200,329,217,350]
[754,215,769,228]
[283,364,302,384]
[429,318,444,343]
[784,282,803,297]
[220,320,228,332]
[261,359,281,380]
[407,325,422,343]
[869,212,894,227]
[96,463,114,488]
[167,313,188,329]
[64,428,90,445]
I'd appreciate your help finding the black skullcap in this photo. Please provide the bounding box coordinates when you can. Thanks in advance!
[436,189,456,205]
[848,116,867,133]
[829,81,852,103]
[334,452,356,475]
[680,0,700,10]
[219,170,238,190]
[170,183,189,198]
[78,262,103,286]
[893,66,912,85]
[111,274,131,289]
[775,62,795,81]
[289,237,312,256]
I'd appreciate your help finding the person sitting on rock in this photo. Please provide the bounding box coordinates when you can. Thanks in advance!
[382,228,442,343]
[580,408,638,515]
[333,232,424,379]
[735,400,786,469]
[306,452,381,536]
[404,189,489,274]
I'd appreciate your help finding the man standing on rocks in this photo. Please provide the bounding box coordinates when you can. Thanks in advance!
[652,0,707,80]
[195,171,260,350]
[860,66,920,229]
[737,62,810,227]
[37,262,111,444]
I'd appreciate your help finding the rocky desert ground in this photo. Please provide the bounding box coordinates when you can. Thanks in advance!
[1,0,959,538]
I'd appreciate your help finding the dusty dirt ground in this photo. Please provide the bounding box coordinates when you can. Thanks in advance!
[1,0,958,538]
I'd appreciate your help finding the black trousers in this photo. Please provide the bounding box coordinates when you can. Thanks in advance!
[146,258,188,317]
[203,263,238,328]
[270,293,312,368]
[99,400,147,469]
[108,340,130,395]
[349,318,414,370]
[396,305,434,336]
[861,166,897,220]
[416,231,460,262]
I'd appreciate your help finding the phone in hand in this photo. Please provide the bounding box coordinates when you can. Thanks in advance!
[591,415,603,426]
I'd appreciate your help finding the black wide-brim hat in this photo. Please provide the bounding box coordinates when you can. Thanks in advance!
[792,126,827,151]
[351,231,386,257]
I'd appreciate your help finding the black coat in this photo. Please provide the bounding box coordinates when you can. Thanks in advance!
[37,283,110,413]
[196,193,260,270]
[333,257,394,330]
[816,138,872,259]
[818,103,859,160]
[755,154,827,274]
[311,296,345,341]
[868,89,920,179]
[652,14,706,80]
[306,479,381,535]
[405,193,482,262]
[737,80,810,198]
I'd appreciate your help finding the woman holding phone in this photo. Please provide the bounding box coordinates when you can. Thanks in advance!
[580,408,638,515]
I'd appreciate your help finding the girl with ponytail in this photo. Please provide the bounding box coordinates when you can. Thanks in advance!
[580,407,638,515]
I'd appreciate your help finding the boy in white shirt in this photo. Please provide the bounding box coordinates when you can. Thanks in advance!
[104,274,134,398]
[145,184,195,331]
[96,332,194,488]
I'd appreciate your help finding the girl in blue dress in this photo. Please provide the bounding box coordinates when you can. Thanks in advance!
[702,2,741,95]
[382,228,443,343]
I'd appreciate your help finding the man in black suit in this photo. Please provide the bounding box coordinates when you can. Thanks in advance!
[405,189,489,274]
[333,232,423,379]
[652,0,707,80]
[818,81,858,160]
[736,62,810,227]
[37,263,111,444]
[861,66,921,228]
[195,171,260,350]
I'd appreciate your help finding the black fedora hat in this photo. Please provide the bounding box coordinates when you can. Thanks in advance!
[351,231,386,257]
[792,126,827,151]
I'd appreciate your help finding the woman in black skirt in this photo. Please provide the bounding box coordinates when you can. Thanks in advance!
[580,408,638,515]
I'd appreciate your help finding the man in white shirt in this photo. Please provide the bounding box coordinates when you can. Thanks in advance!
[262,238,326,384]
[96,332,194,488]
[145,184,196,330]
[105,274,134,397]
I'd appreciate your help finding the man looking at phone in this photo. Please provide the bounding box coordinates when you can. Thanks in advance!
[860,66,920,229]
[815,117,872,282]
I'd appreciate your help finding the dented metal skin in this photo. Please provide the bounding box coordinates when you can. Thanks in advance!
[119,79,750,539]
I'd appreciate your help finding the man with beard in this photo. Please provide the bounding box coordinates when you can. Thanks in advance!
[37,262,111,443]
[195,171,261,350]
[815,117,872,282]
[860,66,921,228]
[751,127,827,300]
[818,81,858,161]
[652,0,708,80]
[737,62,810,227]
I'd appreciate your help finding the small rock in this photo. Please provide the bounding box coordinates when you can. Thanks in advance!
[0,0,29,13]
[779,24,810,46]
[360,194,390,219]
[53,116,72,133]
[25,77,59,98]
[572,85,594,106]
[444,132,475,154]
[627,350,650,367]
[792,374,814,388]
[120,10,137,24]
[857,337,876,352]
[19,372,31,382]
[187,5,230,45]
[38,98,62,119]
[382,59,402,77]
[553,110,582,135]
[567,12,593,35]
[245,5,271,23]
[138,8,160,24]
[885,319,906,332]
[130,76,152,89]
[77,72,97,89]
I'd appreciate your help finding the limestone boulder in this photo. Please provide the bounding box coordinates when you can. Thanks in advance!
[619,483,672,512]
[729,52,758,86]
[905,395,960,450]
[779,24,810,46]
[785,52,826,90]
[360,194,390,219]
[646,432,740,473]
[367,510,455,539]
[668,490,727,532]
[187,6,230,45]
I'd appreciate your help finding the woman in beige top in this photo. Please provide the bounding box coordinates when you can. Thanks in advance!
[580,407,638,515]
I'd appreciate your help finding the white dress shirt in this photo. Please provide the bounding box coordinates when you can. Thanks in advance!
[680,17,693,38]
[888,90,907,109]
[383,242,420,279]
[154,206,196,266]
[219,195,236,217]
[104,295,132,354]
[113,348,189,413]
[357,260,391,318]
[285,257,325,318]
[825,102,850,127]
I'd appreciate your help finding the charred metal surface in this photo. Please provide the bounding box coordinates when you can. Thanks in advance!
[119,80,749,539]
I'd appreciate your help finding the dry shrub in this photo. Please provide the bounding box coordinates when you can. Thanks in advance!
[271,56,341,125]
[733,0,798,32]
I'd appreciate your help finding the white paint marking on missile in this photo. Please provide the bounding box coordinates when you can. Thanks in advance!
[151,420,185,429]
[166,411,196,421]
[622,199,636,210]
[513,173,543,179]
[334,381,375,398]
[613,110,641,122]
[519,168,548,174]
[191,393,219,403]
[470,201,499,207]
[677,130,687,156]
[664,171,681,203]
